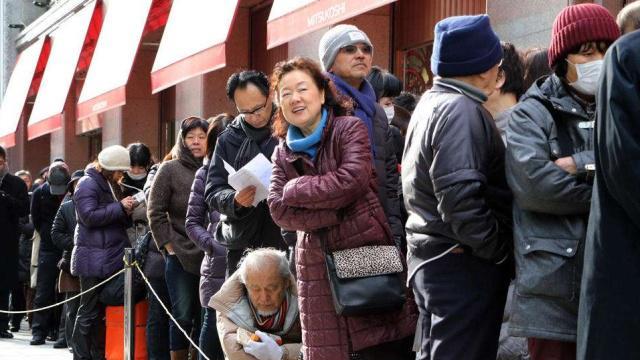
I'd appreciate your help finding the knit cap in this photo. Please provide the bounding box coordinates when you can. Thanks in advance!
[98,145,131,171]
[431,15,503,77]
[318,24,373,71]
[548,4,619,67]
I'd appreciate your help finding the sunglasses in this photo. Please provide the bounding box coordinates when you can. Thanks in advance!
[341,44,373,55]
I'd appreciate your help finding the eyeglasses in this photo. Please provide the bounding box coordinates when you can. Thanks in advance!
[238,99,268,117]
[340,44,372,55]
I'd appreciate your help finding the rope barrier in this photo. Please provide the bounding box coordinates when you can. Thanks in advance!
[0,268,126,315]
[134,262,210,360]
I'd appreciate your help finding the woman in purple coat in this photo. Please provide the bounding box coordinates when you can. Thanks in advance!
[71,145,135,360]
[185,113,231,360]
[267,57,417,360]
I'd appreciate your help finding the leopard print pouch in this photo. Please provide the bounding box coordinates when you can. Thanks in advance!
[331,245,403,279]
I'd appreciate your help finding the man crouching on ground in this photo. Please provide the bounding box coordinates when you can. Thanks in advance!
[209,248,301,360]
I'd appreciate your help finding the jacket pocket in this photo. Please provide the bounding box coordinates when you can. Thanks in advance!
[515,236,579,301]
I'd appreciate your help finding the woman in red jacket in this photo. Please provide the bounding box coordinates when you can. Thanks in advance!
[267,57,416,360]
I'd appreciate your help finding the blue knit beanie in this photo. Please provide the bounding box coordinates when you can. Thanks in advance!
[431,15,503,77]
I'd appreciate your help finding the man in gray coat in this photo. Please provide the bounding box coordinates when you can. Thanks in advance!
[505,4,619,359]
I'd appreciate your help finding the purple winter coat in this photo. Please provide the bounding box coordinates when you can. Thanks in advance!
[71,167,130,278]
[185,163,226,307]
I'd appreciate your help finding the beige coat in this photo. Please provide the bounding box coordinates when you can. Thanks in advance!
[209,272,301,360]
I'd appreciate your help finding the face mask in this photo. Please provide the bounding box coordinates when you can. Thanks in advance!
[568,59,603,96]
[383,106,395,122]
[126,171,147,181]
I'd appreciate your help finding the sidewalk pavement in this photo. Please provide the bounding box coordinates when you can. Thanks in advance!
[0,321,72,360]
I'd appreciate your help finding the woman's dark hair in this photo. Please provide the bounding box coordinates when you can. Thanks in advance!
[206,113,232,159]
[552,41,610,79]
[226,70,270,102]
[180,116,209,140]
[366,66,402,101]
[499,42,525,99]
[393,91,418,113]
[270,57,353,139]
[127,142,153,169]
[523,47,552,91]
[0,145,5,160]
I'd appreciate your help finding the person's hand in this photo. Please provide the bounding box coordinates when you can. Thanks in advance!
[164,242,174,254]
[120,196,135,214]
[234,186,256,208]
[243,331,283,360]
[554,156,577,175]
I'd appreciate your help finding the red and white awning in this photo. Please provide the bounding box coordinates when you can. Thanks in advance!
[150,0,239,94]
[27,1,97,140]
[267,0,396,49]
[0,39,46,147]
[76,0,154,120]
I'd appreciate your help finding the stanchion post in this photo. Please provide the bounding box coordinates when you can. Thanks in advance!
[124,248,135,360]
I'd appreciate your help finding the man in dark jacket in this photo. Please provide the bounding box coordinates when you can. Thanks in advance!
[30,161,70,345]
[51,170,83,351]
[318,24,404,247]
[577,30,640,360]
[205,70,288,276]
[0,146,30,339]
[505,4,619,359]
[402,15,512,360]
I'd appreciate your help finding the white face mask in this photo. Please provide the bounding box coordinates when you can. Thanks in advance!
[568,59,603,96]
[126,171,147,181]
[383,106,395,122]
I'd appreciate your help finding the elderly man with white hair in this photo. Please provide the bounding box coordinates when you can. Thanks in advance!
[209,248,301,360]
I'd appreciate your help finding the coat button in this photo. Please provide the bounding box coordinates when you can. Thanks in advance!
[566,248,573,253]
[525,244,531,250]
[571,108,577,113]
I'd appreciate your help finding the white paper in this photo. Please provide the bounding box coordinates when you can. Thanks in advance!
[223,153,272,207]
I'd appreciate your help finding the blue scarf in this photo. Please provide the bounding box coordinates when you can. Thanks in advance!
[327,72,376,156]
[286,108,328,160]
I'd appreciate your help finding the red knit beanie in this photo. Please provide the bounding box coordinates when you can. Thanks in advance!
[548,4,619,67]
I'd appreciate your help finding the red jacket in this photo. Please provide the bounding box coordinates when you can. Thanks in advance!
[268,114,417,360]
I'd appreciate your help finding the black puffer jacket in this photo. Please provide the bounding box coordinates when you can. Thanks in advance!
[402,78,512,279]
[51,198,77,273]
[506,74,594,341]
[31,182,64,255]
[204,115,285,252]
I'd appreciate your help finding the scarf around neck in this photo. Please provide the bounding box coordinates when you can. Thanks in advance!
[241,116,272,142]
[286,108,328,160]
[327,72,376,156]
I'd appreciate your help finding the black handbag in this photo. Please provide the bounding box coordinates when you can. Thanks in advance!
[323,240,406,317]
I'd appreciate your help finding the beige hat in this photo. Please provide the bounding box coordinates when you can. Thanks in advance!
[98,145,131,171]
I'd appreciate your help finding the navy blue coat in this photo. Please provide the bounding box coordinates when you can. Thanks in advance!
[71,167,130,278]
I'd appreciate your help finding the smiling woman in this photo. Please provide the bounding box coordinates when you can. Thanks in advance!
[267,57,417,360]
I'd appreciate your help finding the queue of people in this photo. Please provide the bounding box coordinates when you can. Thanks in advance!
[0,2,639,360]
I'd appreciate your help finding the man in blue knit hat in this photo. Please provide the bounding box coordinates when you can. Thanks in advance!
[401,14,512,360]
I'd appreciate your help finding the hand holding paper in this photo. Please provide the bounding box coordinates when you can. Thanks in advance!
[223,153,273,207]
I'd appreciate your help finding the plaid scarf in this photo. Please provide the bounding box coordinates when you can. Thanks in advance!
[250,294,289,332]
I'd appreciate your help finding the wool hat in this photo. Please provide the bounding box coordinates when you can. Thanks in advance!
[431,15,503,77]
[318,24,373,71]
[548,4,620,67]
[48,163,70,195]
[67,169,85,192]
[98,145,131,171]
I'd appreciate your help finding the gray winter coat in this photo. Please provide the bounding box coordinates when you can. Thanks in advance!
[506,74,594,341]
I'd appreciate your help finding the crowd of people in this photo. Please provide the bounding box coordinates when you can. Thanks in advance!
[0,2,640,360]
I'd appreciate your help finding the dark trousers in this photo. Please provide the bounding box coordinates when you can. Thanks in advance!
[411,252,510,360]
[147,276,171,360]
[358,336,414,360]
[32,253,60,338]
[64,292,80,350]
[0,287,10,331]
[10,281,26,329]
[72,276,105,360]
[165,255,201,351]
[528,338,576,360]
[200,307,224,360]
